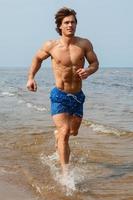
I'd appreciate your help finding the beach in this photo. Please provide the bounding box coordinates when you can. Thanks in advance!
[0,67,133,199]
[0,125,133,200]
[0,180,36,200]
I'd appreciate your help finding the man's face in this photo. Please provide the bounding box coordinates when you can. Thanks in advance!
[60,15,77,36]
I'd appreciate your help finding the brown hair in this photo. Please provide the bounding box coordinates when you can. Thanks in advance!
[55,7,77,35]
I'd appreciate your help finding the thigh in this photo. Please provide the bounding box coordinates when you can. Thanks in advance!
[52,113,71,133]
[70,115,82,136]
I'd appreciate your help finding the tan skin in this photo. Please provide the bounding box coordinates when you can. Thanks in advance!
[27,15,99,173]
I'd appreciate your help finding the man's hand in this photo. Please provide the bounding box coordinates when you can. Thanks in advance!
[76,68,89,80]
[26,79,37,92]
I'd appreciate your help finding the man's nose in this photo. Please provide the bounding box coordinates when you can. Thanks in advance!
[68,22,72,26]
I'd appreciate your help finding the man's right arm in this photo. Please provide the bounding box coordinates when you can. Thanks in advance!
[27,41,51,92]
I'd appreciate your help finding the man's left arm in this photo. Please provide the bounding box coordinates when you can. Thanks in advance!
[77,39,99,79]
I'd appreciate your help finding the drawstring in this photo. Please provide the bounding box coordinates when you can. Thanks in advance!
[67,94,81,103]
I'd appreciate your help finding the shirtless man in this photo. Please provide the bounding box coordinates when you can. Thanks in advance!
[26,7,99,173]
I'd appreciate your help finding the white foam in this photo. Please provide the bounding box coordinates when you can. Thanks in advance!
[58,169,76,196]
[26,103,33,108]
[90,123,126,136]
[33,105,47,112]
[47,151,59,161]
[90,123,111,133]
[40,153,57,170]
[39,152,87,196]
[1,92,15,97]
[40,153,76,195]
[26,103,47,112]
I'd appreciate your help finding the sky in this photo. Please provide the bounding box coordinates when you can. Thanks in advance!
[0,0,133,68]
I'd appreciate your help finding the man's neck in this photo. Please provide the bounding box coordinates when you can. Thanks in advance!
[60,35,76,46]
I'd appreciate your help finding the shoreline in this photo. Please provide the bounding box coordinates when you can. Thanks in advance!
[0,125,133,200]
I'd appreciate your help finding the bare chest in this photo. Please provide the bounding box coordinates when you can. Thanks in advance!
[50,45,85,66]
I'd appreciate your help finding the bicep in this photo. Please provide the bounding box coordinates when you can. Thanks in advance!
[36,42,51,61]
[36,49,50,61]
[85,50,98,64]
[85,41,98,64]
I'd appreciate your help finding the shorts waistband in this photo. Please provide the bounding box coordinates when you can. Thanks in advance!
[52,87,83,95]
[50,87,85,104]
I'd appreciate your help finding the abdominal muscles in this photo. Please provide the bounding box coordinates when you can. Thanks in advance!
[53,65,82,93]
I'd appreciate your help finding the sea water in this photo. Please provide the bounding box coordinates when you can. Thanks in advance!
[0,66,133,200]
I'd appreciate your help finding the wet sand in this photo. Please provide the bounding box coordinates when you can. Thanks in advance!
[0,125,133,200]
[0,180,37,200]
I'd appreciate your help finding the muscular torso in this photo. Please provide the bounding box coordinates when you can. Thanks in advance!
[48,37,86,93]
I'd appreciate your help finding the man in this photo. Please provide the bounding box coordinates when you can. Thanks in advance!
[26,7,99,173]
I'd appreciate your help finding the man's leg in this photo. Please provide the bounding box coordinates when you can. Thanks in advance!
[54,115,82,148]
[52,113,71,172]
[70,115,82,136]
[54,130,59,150]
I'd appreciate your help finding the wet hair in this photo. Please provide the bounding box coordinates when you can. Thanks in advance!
[55,7,77,35]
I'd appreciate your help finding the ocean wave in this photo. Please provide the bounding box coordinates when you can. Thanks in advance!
[90,81,133,90]
[91,80,106,86]
[26,102,47,112]
[0,91,15,97]
[111,83,133,89]
[83,120,132,136]
[17,98,48,112]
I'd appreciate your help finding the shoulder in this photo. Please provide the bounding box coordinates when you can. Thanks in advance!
[76,37,93,51]
[41,39,58,52]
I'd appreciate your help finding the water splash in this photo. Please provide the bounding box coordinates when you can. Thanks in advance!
[40,152,82,196]
[57,169,76,196]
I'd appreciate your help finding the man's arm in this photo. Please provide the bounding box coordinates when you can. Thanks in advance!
[27,41,51,92]
[77,39,99,79]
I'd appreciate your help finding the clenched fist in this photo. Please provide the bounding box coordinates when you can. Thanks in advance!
[76,68,89,80]
[26,79,37,92]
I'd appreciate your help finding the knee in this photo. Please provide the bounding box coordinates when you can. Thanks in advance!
[70,130,78,136]
[58,126,70,142]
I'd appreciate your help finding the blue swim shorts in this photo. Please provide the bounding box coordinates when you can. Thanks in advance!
[50,87,85,118]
